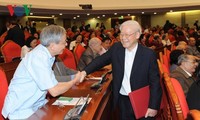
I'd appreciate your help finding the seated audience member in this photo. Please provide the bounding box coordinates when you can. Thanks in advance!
[176,41,188,52]
[69,34,85,51]
[21,36,38,58]
[170,54,198,96]
[151,34,163,49]
[100,36,112,54]
[53,57,77,82]
[78,37,102,70]
[169,49,184,72]
[161,33,171,46]
[2,25,81,119]
[187,37,200,58]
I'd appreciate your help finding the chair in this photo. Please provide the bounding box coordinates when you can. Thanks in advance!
[73,43,85,65]
[24,31,31,41]
[163,73,200,120]
[1,40,21,63]
[0,67,8,120]
[58,48,77,70]
[157,59,172,120]
[0,31,7,46]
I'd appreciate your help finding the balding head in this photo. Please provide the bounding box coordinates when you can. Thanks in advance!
[89,37,102,54]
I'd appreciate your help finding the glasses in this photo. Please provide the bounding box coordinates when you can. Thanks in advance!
[120,32,136,39]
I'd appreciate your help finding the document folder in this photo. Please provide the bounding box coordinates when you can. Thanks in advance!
[128,85,149,119]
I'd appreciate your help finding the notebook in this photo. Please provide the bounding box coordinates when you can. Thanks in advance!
[128,85,150,119]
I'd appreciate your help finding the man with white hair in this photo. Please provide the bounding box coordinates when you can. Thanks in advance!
[79,20,162,119]
[77,37,102,70]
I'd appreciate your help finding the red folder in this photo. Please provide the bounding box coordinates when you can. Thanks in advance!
[128,85,150,119]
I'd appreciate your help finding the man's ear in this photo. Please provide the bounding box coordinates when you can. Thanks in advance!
[48,43,56,51]
[136,32,141,39]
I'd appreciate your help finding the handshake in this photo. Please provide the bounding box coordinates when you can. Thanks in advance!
[72,71,87,85]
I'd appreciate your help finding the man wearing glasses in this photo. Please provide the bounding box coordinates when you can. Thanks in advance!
[171,54,198,96]
[80,20,162,120]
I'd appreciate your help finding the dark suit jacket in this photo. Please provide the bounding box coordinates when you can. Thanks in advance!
[4,25,25,47]
[84,42,162,110]
[170,66,194,96]
[78,47,99,71]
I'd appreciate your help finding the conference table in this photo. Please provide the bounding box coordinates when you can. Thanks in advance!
[28,69,113,120]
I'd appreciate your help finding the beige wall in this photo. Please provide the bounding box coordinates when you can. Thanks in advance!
[151,10,200,28]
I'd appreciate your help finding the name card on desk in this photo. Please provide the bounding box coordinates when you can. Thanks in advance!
[52,97,92,106]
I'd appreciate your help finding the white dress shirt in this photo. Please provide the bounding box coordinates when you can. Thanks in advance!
[120,43,138,95]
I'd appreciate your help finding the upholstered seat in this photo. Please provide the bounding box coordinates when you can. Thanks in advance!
[73,43,85,65]
[0,67,8,120]
[1,40,21,63]
[58,48,76,70]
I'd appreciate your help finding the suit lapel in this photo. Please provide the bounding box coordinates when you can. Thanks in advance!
[117,44,125,70]
[130,44,143,79]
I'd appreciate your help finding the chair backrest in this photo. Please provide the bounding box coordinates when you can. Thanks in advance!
[171,77,189,119]
[163,73,188,120]
[0,31,7,46]
[1,40,21,63]
[0,67,8,120]
[58,48,76,70]
[73,44,85,65]
[24,31,31,41]
[157,59,172,120]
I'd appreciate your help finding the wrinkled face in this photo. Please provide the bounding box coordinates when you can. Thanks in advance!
[120,25,140,50]
[102,40,111,50]
[92,42,102,54]
[182,56,198,74]
[30,39,38,48]
[54,34,67,55]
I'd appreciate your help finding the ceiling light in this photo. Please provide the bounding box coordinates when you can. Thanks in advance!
[102,15,105,17]
[87,13,90,16]
[59,13,63,15]
[128,14,130,16]
[114,13,117,15]
[52,15,55,17]
[73,17,76,19]
[30,13,33,15]
[142,12,144,14]
[77,15,80,17]
[154,12,157,14]
[97,16,100,18]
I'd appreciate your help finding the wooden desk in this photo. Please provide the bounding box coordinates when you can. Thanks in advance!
[28,69,112,120]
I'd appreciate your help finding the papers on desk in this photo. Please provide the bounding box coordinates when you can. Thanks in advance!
[52,97,92,106]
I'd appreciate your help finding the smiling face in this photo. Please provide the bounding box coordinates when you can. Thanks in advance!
[120,25,140,51]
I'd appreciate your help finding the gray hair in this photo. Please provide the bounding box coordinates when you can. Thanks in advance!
[40,25,66,47]
[89,37,101,47]
[177,54,194,65]
[119,20,142,35]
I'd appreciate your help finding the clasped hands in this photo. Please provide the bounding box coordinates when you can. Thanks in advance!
[72,71,87,85]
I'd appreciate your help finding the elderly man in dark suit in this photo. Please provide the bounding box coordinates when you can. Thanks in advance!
[77,37,102,70]
[80,20,162,120]
[170,54,198,96]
